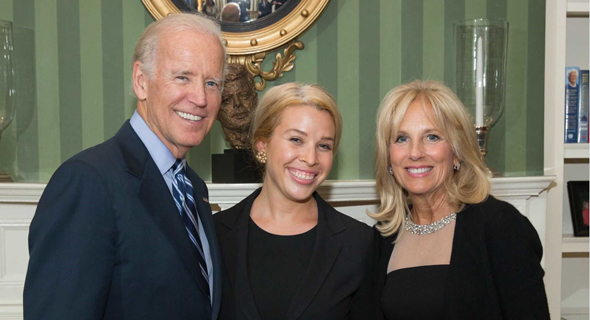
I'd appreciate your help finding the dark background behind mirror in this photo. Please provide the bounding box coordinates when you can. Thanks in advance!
[172,0,301,32]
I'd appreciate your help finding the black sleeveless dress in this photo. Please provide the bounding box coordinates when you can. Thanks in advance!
[381,265,449,320]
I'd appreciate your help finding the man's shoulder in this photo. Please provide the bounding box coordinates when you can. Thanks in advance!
[63,121,141,173]
[40,138,124,194]
[66,136,122,170]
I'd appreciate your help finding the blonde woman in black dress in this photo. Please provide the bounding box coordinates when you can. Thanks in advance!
[370,80,550,319]
[214,83,374,320]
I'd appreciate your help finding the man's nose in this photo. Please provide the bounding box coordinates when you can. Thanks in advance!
[187,83,207,107]
[231,94,241,108]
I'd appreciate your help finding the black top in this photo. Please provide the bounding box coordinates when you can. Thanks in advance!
[381,265,449,320]
[247,219,316,320]
[214,188,376,320]
[373,196,550,320]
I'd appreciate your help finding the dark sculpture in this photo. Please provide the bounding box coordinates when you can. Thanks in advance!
[218,63,258,149]
[212,63,262,183]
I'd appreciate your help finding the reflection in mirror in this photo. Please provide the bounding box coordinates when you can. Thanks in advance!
[182,0,290,24]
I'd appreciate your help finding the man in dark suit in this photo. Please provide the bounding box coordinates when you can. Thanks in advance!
[184,0,198,11]
[258,0,272,18]
[272,0,287,11]
[23,13,225,320]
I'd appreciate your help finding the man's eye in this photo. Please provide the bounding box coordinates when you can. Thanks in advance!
[206,81,219,87]
[176,76,188,81]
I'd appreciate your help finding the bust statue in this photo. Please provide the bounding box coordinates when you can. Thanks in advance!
[218,63,258,149]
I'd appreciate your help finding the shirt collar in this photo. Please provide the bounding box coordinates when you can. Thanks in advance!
[130,110,178,175]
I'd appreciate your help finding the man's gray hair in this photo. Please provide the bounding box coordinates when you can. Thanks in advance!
[132,12,226,79]
[568,69,578,77]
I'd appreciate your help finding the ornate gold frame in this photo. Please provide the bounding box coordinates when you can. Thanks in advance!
[141,0,330,90]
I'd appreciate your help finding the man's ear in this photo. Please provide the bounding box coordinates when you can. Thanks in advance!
[133,61,148,100]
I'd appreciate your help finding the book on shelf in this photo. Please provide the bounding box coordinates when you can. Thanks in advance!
[578,70,589,143]
[565,67,581,143]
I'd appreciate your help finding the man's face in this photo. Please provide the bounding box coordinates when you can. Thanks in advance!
[134,29,224,158]
[219,76,257,130]
[569,72,578,86]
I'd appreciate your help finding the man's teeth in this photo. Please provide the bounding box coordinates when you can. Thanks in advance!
[407,167,432,174]
[290,169,315,180]
[176,111,202,121]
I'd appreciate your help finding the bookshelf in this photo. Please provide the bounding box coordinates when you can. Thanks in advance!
[563,3,589,251]
[546,0,589,318]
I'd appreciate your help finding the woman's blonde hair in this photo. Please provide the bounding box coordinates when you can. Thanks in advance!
[368,80,491,237]
[251,82,343,156]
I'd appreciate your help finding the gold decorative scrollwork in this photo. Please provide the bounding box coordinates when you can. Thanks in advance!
[141,0,329,89]
[228,41,304,91]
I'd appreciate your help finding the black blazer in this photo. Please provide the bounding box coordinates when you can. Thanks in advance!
[24,121,222,320]
[259,1,272,18]
[374,196,550,320]
[214,188,376,320]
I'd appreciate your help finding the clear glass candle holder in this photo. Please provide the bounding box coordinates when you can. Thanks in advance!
[455,19,508,129]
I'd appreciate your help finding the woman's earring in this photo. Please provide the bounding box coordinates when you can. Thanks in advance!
[388,166,393,175]
[255,151,267,164]
[453,162,461,171]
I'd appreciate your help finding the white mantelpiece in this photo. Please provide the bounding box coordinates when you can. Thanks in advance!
[0,176,554,206]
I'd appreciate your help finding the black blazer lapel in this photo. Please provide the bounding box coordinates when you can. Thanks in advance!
[219,190,262,320]
[285,193,344,320]
[187,168,223,319]
[115,122,211,301]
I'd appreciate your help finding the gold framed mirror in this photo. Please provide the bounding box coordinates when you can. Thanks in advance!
[141,0,330,89]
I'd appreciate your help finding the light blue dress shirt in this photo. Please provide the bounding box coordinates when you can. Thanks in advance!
[130,111,214,301]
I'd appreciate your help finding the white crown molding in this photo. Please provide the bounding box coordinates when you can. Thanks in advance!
[489,176,557,198]
[0,176,556,205]
[0,184,45,204]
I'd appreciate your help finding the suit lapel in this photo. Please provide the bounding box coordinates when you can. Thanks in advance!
[285,193,344,320]
[115,122,211,301]
[219,190,262,320]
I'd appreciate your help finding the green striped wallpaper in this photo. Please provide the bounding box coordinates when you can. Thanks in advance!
[0,0,545,182]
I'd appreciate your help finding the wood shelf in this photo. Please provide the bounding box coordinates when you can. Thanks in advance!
[562,235,590,253]
[567,0,589,16]
[564,143,589,159]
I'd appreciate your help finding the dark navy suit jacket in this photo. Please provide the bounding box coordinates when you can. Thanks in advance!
[24,121,222,320]
[259,1,272,18]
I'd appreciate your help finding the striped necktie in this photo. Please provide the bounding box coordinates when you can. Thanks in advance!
[171,160,210,298]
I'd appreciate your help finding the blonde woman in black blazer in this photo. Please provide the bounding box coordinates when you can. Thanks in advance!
[369,80,550,319]
[214,83,374,320]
